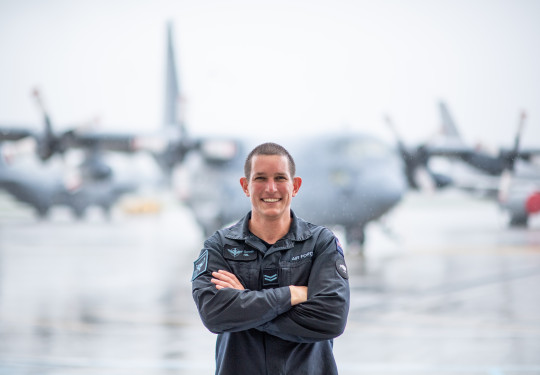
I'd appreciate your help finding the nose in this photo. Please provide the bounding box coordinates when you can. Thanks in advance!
[266,179,277,193]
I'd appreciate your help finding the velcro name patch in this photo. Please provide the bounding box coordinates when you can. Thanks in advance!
[223,244,257,261]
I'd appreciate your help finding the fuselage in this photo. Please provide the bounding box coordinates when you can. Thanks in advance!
[181,133,408,239]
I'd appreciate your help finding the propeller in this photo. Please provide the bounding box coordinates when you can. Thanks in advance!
[384,114,451,191]
[32,88,72,161]
[498,110,527,203]
[504,110,526,172]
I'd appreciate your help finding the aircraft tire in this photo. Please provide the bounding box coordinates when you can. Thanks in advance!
[509,214,528,227]
[346,226,366,247]
[72,206,86,220]
[35,206,50,219]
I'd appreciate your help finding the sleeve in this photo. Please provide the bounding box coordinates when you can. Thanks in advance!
[256,230,350,343]
[191,235,293,334]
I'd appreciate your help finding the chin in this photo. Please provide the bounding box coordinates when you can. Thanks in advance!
[263,208,287,218]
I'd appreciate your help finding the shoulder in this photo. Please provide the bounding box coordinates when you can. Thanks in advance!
[204,214,247,246]
[204,224,249,256]
[297,217,338,248]
[203,230,222,246]
[293,213,329,239]
[301,218,335,241]
[303,220,344,254]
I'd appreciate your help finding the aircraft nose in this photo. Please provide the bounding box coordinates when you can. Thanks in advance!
[355,165,408,216]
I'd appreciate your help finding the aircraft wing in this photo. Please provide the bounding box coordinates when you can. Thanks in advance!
[500,147,540,161]
[424,144,540,176]
[424,145,504,174]
[65,131,137,153]
[427,144,540,160]
[423,145,477,157]
[0,127,35,141]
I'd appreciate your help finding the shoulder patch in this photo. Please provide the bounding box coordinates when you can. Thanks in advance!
[335,258,349,279]
[335,237,345,257]
[191,250,208,281]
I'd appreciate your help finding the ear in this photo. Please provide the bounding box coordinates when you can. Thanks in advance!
[292,177,302,197]
[240,177,250,196]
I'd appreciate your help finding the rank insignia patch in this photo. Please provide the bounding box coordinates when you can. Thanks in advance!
[191,250,208,281]
[262,267,279,287]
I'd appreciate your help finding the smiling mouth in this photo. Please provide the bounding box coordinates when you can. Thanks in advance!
[262,198,280,203]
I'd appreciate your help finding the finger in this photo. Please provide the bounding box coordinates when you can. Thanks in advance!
[220,271,243,287]
[211,273,232,287]
[213,271,239,285]
[211,278,233,288]
[212,271,244,290]
[212,271,231,280]
[215,270,238,281]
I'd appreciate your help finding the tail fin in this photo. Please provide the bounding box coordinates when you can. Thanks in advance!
[163,22,182,129]
[154,22,193,175]
[438,101,462,140]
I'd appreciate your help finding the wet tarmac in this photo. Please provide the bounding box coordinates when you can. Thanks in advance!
[0,191,539,374]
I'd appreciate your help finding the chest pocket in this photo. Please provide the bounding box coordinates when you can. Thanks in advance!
[223,244,260,290]
[279,257,313,287]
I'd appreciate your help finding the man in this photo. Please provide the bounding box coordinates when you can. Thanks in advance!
[191,142,350,375]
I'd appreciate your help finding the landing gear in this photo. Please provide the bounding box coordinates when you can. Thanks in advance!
[101,204,112,220]
[35,205,50,219]
[345,225,366,255]
[509,213,528,227]
[71,204,87,219]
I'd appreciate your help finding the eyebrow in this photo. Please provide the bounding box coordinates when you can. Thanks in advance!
[252,172,288,178]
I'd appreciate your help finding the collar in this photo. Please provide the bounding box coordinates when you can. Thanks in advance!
[224,210,314,251]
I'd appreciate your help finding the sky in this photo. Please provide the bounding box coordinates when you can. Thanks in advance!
[1,0,539,150]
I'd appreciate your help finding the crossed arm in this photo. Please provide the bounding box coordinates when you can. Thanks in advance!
[193,233,349,341]
[211,270,308,306]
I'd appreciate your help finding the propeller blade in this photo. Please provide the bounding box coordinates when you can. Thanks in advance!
[498,110,527,202]
[32,89,59,161]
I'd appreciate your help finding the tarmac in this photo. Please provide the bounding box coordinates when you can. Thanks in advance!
[0,190,539,374]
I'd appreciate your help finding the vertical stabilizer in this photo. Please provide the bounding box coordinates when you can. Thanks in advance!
[164,22,181,128]
[439,101,462,140]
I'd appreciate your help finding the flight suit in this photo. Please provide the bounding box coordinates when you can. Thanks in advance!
[191,210,350,375]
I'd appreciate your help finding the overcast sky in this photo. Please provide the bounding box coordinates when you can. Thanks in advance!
[1,0,539,149]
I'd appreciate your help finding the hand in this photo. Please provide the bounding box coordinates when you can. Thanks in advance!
[289,285,308,306]
[211,270,245,290]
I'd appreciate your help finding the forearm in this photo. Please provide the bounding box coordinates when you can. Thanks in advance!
[258,295,349,343]
[193,285,292,333]
[258,233,350,343]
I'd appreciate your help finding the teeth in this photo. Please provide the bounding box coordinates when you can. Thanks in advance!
[263,199,280,203]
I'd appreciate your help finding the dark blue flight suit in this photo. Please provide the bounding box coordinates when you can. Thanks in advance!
[191,210,350,375]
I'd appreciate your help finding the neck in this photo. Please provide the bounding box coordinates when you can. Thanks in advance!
[249,211,292,244]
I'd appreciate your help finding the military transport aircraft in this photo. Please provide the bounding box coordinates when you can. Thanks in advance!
[1,23,409,246]
[0,92,137,218]
[0,148,135,219]
[139,23,409,246]
[175,133,408,246]
[388,101,540,227]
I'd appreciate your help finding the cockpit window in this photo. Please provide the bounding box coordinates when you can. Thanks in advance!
[329,137,392,159]
[200,139,239,163]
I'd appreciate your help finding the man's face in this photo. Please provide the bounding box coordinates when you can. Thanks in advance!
[240,154,301,221]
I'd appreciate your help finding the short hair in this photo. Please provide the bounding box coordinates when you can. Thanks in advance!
[244,142,296,180]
